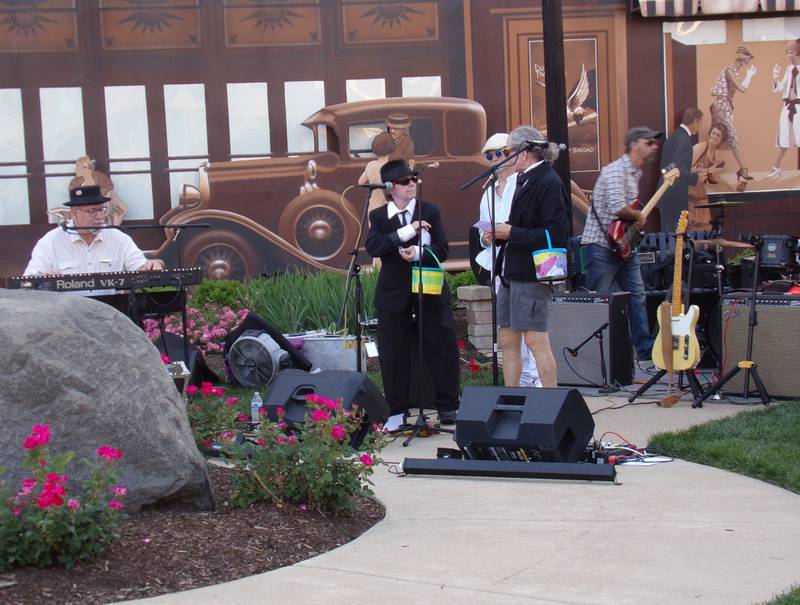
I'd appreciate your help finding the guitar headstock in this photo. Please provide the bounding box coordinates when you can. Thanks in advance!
[661,165,681,187]
[676,210,689,237]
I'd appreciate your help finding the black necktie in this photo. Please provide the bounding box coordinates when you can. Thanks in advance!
[399,210,407,226]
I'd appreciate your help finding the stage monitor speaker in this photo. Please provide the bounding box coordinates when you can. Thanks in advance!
[719,294,800,398]
[264,369,390,447]
[455,386,594,463]
[549,292,633,387]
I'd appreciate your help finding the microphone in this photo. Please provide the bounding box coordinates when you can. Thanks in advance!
[566,347,578,357]
[523,140,567,152]
[357,182,394,191]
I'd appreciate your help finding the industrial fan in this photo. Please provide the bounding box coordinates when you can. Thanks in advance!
[227,330,291,386]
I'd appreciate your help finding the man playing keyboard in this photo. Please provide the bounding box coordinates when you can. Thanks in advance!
[24,185,164,279]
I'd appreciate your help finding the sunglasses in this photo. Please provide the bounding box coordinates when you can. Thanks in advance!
[485,149,504,161]
[502,147,519,157]
[393,176,418,186]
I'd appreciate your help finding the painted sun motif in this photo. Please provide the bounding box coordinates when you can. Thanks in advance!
[0,0,57,36]
[358,4,423,27]
[116,0,186,34]
[241,8,304,31]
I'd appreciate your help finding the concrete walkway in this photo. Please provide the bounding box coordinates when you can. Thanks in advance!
[127,395,800,605]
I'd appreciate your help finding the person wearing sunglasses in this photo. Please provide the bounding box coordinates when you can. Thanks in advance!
[486,125,570,389]
[475,132,541,388]
[581,126,662,365]
[365,159,460,425]
[24,185,165,284]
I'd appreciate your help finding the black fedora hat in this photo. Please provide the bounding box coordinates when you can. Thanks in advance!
[64,185,111,207]
[380,159,417,184]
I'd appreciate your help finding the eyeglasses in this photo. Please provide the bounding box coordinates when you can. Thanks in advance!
[502,147,519,157]
[485,149,504,161]
[74,207,109,216]
[393,176,418,186]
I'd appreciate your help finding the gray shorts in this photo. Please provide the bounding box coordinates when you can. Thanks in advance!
[496,281,552,332]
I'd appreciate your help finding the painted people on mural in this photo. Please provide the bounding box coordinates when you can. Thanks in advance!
[709,45,757,186]
[69,156,128,226]
[358,131,397,216]
[766,38,800,180]
[386,113,415,162]
[687,123,729,232]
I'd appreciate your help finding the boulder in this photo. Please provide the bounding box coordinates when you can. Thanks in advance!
[0,289,214,513]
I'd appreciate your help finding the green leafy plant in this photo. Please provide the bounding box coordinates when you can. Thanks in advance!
[0,425,127,570]
[191,278,246,308]
[185,383,245,450]
[445,269,479,293]
[230,394,384,515]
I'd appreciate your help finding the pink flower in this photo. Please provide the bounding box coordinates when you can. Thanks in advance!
[212,387,225,397]
[311,408,330,422]
[22,424,51,449]
[325,399,338,410]
[360,454,374,467]
[330,424,346,441]
[20,478,37,495]
[97,446,124,461]
[202,438,213,449]
[108,500,124,511]
[12,505,23,517]
[278,421,287,430]
[185,385,199,395]
[457,339,465,350]
[220,430,234,441]
[46,473,67,484]
[200,382,214,396]
[469,357,481,375]
[372,423,383,433]
[38,482,65,509]
[161,354,170,364]
[111,485,128,498]
[259,407,267,416]
[275,406,284,416]
[225,396,239,407]
[236,412,248,422]
[67,499,81,510]
[257,438,266,446]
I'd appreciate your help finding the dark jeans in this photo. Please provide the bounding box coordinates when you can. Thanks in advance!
[583,244,654,359]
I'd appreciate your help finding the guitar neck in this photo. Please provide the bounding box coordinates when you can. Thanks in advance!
[639,178,672,219]
[671,234,684,316]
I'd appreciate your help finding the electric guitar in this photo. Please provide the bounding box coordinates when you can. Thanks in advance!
[608,166,680,261]
[651,211,701,374]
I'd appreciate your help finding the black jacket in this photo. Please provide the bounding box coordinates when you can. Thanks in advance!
[658,127,699,232]
[365,200,451,313]
[497,162,570,282]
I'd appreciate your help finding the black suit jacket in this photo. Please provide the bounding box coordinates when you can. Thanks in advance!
[365,200,451,313]
[659,127,699,232]
[497,162,570,282]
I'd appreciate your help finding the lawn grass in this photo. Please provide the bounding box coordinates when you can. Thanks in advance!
[761,586,800,605]
[648,401,800,495]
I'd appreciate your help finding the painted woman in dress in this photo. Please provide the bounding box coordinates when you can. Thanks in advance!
[688,123,728,232]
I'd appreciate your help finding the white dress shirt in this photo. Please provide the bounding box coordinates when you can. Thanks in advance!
[387,198,430,260]
[24,225,147,276]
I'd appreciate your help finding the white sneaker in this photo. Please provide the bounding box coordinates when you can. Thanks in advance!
[765,167,782,179]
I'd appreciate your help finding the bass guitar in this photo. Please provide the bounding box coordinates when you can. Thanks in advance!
[608,166,680,261]
[652,210,701,377]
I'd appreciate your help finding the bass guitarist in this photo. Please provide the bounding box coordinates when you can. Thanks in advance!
[582,126,661,365]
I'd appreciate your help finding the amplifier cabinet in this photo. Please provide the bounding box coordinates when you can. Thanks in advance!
[549,292,633,387]
[719,294,800,399]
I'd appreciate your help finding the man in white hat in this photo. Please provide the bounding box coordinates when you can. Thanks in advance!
[475,132,541,388]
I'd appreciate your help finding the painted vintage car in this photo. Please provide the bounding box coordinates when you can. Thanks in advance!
[150,96,488,280]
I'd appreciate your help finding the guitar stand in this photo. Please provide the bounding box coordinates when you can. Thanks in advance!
[628,368,703,403]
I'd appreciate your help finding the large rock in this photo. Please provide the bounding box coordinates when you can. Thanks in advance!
[0,289,214,512]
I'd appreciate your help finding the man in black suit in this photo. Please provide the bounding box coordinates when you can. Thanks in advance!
[365,159,460,424]
[485,126,570,388]
[658,108,706,232]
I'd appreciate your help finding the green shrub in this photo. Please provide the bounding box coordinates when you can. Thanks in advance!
[229,394,384,515]
[191,278,245,308]
[445,269,478,293]
[0,425,126,570]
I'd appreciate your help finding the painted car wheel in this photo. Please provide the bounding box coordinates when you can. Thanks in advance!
[184,232,258,281]
[278,191,358,263]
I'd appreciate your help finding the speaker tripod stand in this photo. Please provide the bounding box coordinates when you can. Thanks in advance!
[693,235,770,407]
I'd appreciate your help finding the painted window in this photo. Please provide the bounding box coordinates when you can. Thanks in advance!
[40,87,85,214]
[346,78,386,102]
[227,82,270,158]
[0,89,28,225]
[402,76,442,97]
[165,84,208,207]
[285,81,326,153]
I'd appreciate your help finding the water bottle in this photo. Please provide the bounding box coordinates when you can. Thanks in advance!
[250,392,263,426]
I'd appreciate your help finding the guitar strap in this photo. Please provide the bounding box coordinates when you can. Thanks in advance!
[589,199,619,251]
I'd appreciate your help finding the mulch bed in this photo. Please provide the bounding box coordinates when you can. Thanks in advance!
[0,464,384,605]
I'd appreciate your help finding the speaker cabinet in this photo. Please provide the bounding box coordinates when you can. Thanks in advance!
[549,292,633,387]
[264,369,390,446]
[719,294,800,398]
[455,386,594,463]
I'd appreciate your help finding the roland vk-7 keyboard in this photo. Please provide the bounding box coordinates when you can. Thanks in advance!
[5,267,202,292]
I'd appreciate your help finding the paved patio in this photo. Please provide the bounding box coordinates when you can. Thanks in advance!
[126,391,800,605]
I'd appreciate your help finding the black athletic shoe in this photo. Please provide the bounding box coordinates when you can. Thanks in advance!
[438,409,457,425]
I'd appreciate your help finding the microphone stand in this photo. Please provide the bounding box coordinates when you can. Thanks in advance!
[402,170,454,446]
[566,321,615,393]
[461,148,524,385]
[337,187,379,372]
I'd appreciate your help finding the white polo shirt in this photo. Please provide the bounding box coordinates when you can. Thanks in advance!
[24,225,147,276]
